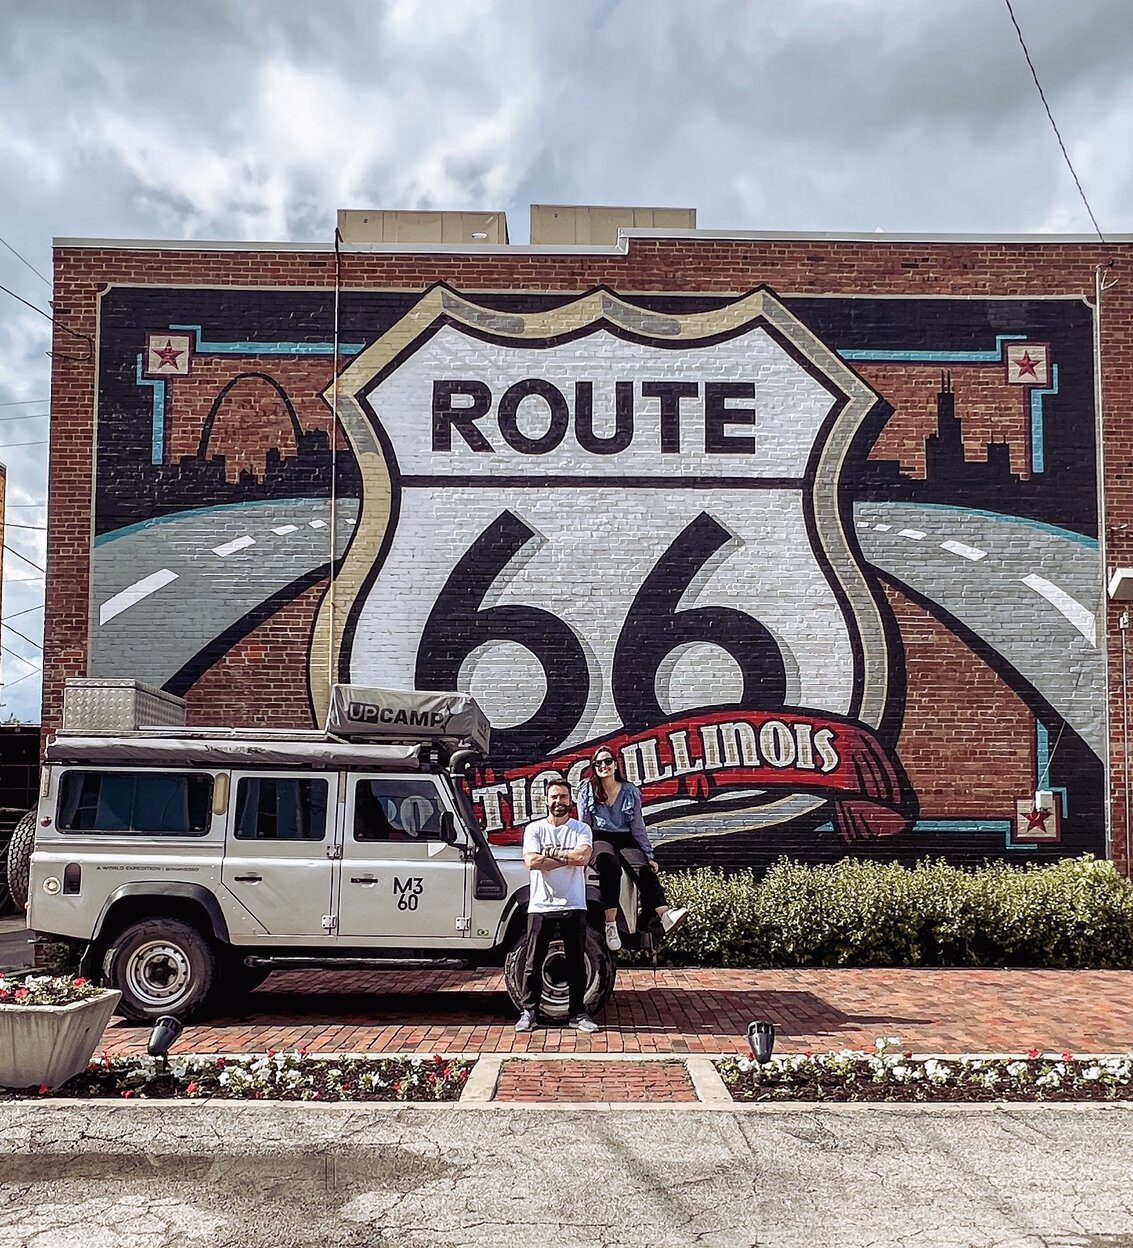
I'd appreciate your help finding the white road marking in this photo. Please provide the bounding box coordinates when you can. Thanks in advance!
[271,524,298,536]
[99,569,178,625]
[899,528,927,540]
[308,519,327,529]
[940,539,987,562]
[872,523,892,532]
[212,535,256,557]
[1021,573,1097,646]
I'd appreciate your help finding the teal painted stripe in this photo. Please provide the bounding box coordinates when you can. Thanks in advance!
[1029,364,1059,475]
[914,820,1012,833]
[93,496,338,546]
[169,324,364,356]
[838,334,1027,363]
[135,353,166,465]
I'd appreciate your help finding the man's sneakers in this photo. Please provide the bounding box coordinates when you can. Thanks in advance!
[514,1009,538,1033]
[568,1013,600,1033]
[604,920,622,951]
[660,906,689,936]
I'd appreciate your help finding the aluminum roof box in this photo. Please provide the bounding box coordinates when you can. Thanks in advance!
[62,678,187,733]
[325,686,490,754]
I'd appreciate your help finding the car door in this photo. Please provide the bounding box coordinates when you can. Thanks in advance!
[220,770,337,940]
[337,774,471,945]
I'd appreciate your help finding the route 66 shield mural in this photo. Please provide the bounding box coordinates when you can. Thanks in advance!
[312,285,917,845]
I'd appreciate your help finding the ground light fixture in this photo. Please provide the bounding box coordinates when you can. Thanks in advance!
[748,1020,776,1064]
[147,1015,183,1073]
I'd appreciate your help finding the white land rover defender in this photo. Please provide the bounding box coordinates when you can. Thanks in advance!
[21,680,650,1022]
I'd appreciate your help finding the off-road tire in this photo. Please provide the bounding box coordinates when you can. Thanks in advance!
[5,811,35,913]
[101,918,218,1022]
[503,921,616,1022]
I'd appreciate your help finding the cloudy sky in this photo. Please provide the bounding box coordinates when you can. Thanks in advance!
[0,0,1130,722]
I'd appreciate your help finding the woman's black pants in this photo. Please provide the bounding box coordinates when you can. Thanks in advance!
[593,839,667,914]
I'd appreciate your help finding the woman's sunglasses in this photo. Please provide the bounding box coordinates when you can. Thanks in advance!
[594,758,615,770]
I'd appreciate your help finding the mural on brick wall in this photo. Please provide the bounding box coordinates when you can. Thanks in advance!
[90,283,1103,866]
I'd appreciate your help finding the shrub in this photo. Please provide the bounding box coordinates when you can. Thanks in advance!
[653,855,1133,969]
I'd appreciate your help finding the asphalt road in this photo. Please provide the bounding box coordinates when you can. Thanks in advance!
[0,1101,1130,1247]
[90,498,358,688]
[855,501,1104,758]
[88,496,1103,760]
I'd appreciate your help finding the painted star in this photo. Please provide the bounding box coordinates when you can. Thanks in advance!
[1014,351,1040,379]
[154,339,183,369]
[1024,806,1051,832]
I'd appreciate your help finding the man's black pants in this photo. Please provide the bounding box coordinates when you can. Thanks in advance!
[520,910,587,1017]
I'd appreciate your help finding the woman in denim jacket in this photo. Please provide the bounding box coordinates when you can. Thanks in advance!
[576,746,689,951]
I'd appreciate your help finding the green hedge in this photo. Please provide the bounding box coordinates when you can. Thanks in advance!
[655,855,1133,969]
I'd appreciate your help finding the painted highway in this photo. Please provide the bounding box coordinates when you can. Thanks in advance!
[90,496,1103,759]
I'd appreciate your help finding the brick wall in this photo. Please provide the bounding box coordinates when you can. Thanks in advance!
[47,234,1129,870]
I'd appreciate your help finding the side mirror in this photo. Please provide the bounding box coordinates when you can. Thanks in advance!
[439,810,458,844]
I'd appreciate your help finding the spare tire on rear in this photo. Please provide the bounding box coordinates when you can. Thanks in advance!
[5,810,35,912]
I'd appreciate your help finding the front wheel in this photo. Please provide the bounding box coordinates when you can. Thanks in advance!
[101,918,218,1022]
[503,921,616,1022]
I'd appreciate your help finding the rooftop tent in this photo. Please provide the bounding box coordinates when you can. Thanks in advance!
[325,686,491,755]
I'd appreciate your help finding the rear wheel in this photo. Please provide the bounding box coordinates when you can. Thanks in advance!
[503,921,616,1022]
[5,811,35,912]
[101,918,217,1022]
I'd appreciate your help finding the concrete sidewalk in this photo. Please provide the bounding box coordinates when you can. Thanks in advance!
[95,964,1133,1059]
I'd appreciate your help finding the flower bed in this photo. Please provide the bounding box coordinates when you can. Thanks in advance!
[0,1050,473,1101]
[718,1038,1133,1102]
[0,974,106,1006]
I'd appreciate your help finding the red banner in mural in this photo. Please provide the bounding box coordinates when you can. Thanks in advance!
[469,708,914,845]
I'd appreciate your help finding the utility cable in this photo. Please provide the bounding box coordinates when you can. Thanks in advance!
[0,412,49,423]
[0,439,47,448]
[0,399,49,407]
[0,643,39,671]
[4,522,47,531]
[2,621,41,651]
[0,236,51,289]
[1003,0,1106,244]
[2,604,44,621]
[3,545,45,575]
[0,280,92,359]
[1,666,41,692]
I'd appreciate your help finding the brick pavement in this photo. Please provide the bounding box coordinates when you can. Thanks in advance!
[494,1059,697,1102]
[95,965,1133,1059]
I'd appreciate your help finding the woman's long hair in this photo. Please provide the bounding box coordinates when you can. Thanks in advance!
[588,748,627,804]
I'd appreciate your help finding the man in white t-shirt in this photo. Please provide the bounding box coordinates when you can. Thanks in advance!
[515,778,598,1033]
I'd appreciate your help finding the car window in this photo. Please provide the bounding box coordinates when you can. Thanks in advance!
[57,771,212,836]
[234,777,328,841]
[354,779,445,842]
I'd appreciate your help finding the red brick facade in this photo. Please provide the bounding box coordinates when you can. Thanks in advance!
[47,233,1128,871]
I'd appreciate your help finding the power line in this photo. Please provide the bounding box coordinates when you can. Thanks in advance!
[1002,0,1106,244]
[0,236,50,290]
[0,281,91,359]
[4,522,46,531]
[0,643,39,671]
[1,666,41,692]
[0,399,49,408]
[0,412,49,423]
[3,546,45,575]
[0,439,48,448]
[2,621,41,651]
[2,604,44,621]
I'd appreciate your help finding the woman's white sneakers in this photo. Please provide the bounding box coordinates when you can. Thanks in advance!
[661,907,689,936]
[604,921,622,951]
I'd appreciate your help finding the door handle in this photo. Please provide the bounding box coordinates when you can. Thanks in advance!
[350,875,378,885]
[233,873,262,883]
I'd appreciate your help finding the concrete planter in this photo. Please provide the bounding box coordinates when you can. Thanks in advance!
[0,990,122,1089]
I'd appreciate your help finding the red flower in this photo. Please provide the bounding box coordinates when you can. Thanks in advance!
[458,1068,469,1081]
[215,1057,226,1068]
[120,1090,133,1098]
[0,989,9,1001]
[1062,1051,1074,1061]
[185,1081,200,1096]
[37,1084,51,1096]
[1026,1049,1041,1060]
[72,977,87,988]
[803,1050,813,1059]
[297,1047,308,1058]
[267,1048,277,1058]
[101,1054,112,1068]
[392,1081,401,1093]
[13,988,29,1001]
